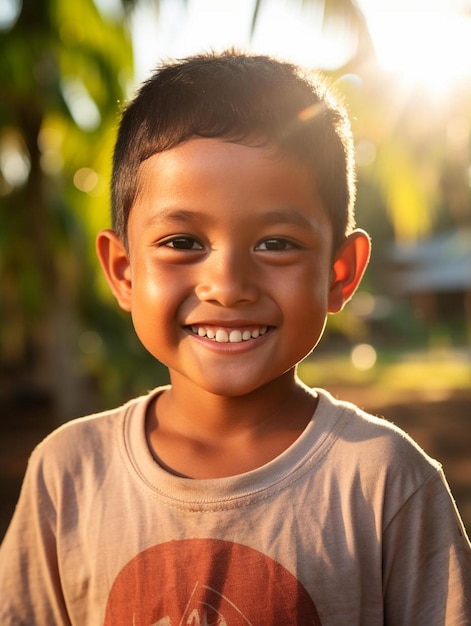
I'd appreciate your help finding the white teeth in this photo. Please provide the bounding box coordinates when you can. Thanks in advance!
[229,330,242,343]
[190,326,269,343]
[215,329,229,343]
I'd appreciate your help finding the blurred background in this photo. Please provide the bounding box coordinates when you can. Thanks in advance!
[1,0,470,538]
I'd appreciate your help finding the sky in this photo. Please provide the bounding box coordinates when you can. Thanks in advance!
[129,0,471,98]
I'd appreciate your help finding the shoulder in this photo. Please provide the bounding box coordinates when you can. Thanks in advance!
[317,387,439,469]
[25,389,162,490]
[314,388,443,522]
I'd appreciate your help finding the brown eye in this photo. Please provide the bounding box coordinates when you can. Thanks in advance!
[164,237,203,250]
[256,238,294,251]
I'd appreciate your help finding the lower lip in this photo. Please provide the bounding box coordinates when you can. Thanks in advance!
[185,328,273,352]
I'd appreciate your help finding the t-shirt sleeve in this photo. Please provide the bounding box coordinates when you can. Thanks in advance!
[0,444,71,625]
[382,466,471,625]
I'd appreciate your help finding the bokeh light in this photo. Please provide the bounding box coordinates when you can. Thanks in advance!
[351,343,378,371]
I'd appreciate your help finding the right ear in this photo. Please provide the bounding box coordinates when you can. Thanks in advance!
[96,229,132,312]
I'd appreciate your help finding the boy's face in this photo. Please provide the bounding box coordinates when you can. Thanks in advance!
[98,138,369,398]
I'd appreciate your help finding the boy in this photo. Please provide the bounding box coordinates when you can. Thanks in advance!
[1,51,470,625]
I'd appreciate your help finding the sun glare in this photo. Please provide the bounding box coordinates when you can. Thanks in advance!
[132,0,358,82]
[131,0,471,101]
[362,3,471,97]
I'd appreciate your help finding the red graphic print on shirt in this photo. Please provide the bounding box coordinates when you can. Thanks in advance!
[104,538,321,625]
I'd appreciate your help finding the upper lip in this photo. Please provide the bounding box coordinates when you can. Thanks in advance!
[185,319,270,328]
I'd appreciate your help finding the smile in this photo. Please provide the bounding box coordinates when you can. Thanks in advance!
[189,325,268,343]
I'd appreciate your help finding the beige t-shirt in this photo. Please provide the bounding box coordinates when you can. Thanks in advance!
[1,387,470,625]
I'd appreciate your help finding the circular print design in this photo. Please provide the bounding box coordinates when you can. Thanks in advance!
[105,538,321,625]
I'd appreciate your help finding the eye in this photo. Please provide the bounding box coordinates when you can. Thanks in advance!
[162,236,204,251]
[256,238,297,251]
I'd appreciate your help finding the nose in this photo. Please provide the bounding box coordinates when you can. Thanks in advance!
[194,249,260,306]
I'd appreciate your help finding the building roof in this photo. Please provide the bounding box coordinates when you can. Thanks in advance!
[387,228,471,293]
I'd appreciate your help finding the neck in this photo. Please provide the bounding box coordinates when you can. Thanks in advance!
[146,370,318,479]
[165,370,310,433]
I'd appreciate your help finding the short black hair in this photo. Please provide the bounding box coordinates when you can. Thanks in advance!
[111,50,356,251]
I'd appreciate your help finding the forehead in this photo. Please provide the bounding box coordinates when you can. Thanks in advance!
[131,137,331,234]
[138,137,302,182]
[136,137,318,196]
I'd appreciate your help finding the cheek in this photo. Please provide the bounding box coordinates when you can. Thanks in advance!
[284,265,331,310]
[132,261,183,307]
[129,270,171,336]
[129,264,195,344]
[283,271,331,341]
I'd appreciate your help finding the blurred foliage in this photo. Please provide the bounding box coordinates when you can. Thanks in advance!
[1,0,470,422]
[0,0,139,419]
[299,346,471,394]
[336,69,471,242]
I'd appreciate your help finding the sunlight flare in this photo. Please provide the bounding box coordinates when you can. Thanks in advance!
[362,2,471,98]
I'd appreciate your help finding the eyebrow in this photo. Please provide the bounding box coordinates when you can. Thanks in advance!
[257,209,321,231]
[143,208,208,228]
[143,207,321,231]
[258,209,329,242]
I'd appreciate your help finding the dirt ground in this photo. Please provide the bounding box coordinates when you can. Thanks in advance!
[1,388,470,540]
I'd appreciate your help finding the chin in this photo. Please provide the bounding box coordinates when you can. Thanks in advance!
[205,382,261,399]
[188,371,270,399]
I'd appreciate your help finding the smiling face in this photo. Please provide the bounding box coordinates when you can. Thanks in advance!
[97,138,369,399]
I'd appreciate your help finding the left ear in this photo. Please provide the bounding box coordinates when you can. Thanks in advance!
[328,229,371,313]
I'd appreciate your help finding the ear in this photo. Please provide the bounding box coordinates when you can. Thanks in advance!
[96,229,133,312]
[328,229,371,313]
